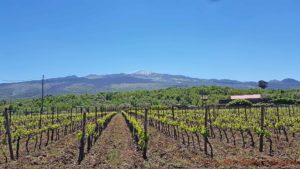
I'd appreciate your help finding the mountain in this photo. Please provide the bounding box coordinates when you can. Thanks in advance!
[0,71,299,99]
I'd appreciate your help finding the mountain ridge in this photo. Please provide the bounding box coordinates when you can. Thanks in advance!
[0,71,299,99]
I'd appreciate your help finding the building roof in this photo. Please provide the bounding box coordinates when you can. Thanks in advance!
[231,94,262,100]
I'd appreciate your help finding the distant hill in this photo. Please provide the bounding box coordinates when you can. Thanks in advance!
[0,71,299,99]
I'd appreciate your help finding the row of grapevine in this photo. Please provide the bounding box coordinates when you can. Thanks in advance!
[210,106,300,155]
[128,105,300,158]
[77,111,116,164]
[122,110,149,159]
[128,107,213,157]
[0,107,114,163]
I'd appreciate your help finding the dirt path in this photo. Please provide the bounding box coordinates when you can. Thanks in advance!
[0,114,144,169]
[0,132,79,169]
[146,127,300,169]
[81,114,144,169]
[145,127,210,169]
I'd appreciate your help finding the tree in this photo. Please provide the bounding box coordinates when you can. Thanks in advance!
[273,98,296,105]
[258,80,268,89]
[227,99,253,107]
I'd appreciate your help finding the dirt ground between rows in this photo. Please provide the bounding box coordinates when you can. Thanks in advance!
[1,113,300,169]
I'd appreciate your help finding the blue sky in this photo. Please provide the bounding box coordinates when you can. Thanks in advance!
[0,0,299,82]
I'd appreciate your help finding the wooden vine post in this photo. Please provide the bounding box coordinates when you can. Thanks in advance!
[70,108,73,132]
[78,109,86,164]
[4,108,14,160]
[95,107,98,131]
[259,106,265,152]
[38,75,45,149]
[172,106,177,139]
[95,107,98,123]
[143,108,149,159]
[56,107,60,141]
[204,106,208,156]
[51,107,55,142]
[94,106,98,142]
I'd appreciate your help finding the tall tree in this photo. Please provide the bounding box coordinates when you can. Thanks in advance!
[258,80,268,89]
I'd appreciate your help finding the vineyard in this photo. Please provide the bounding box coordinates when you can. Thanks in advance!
[0,105,300,168]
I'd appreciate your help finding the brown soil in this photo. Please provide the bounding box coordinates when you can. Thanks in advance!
[146,126,300,169]
[0,114,145,169]
[145,127,209,169]
[80,114,145,168]
[0,132,79,169]
[1,114,300,169]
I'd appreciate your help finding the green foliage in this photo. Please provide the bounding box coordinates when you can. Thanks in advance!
[122,112,148,149]
[76,131,83,140]
[273,98,297,105]
[4,86,300,113]
[253,102,275,107]
[254,128,272,138]
[86,123,96,137]
[77,112,116,140]
[227,99,253,107]
[258,80,268,89]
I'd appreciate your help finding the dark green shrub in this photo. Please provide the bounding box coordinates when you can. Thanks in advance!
[272,98,297,105]
[227,99,253,107]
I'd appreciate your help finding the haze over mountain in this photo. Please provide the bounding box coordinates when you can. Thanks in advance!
[0,71,299,100]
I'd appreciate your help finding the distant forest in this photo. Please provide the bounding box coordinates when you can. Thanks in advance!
[1,86,300,112]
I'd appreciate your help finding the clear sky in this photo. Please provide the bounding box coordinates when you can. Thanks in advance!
[0,0,299,83]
